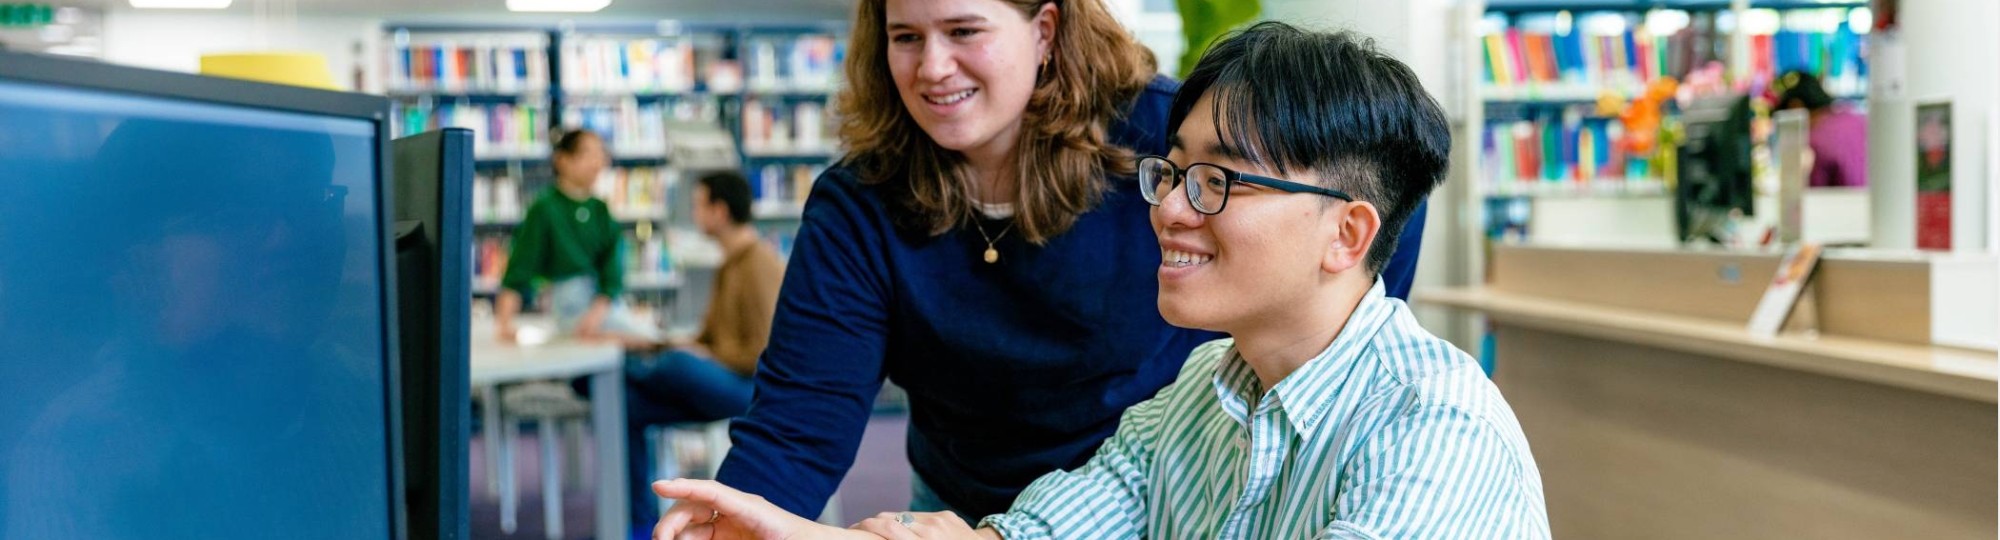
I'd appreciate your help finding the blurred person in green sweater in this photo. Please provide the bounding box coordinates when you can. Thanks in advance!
[493,128,654,343]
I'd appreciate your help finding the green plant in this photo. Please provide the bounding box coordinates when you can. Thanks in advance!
[1176,0,1260,78]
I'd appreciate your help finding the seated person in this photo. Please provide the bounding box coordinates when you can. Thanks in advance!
[621,170,787,533]
[647,21,1550,540]
[494,128,655,342]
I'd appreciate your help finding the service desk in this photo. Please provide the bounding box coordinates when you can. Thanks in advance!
[1418,245,1999,539]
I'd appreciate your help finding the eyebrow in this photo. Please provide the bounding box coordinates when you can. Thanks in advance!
[886,15,988,31]
[1206,139,1252,162]
[1166,133,1253,162]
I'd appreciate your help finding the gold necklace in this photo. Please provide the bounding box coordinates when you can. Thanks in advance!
[970,217,1015,264]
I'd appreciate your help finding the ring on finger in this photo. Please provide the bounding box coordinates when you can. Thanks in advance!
[898,512,915,527]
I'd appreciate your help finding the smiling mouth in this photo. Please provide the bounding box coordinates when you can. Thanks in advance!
[1162,248,1213,268]
[923,89,977,105]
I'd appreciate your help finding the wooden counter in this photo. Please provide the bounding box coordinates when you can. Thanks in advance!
[1418,245,1999,540]
[1419,288,1997,402]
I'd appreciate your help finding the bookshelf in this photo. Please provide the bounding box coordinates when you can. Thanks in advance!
[1469,0,1872,246]
[387,22,847,318]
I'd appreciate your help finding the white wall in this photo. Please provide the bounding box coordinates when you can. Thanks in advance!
[1261,0,1457,102]
[1263,0,1475,340]
[1867,0,1999,252]
[101,8,383,92]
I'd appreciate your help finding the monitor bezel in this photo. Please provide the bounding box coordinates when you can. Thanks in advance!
[0,50,409,540]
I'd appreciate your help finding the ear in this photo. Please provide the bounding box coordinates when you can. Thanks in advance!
[1321,201,1381,275]
[1033,2,1059,59]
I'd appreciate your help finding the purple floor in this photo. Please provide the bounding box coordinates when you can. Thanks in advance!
[468,414,912,540]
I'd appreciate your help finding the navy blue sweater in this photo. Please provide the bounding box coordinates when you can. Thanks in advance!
[714,75,1428,518]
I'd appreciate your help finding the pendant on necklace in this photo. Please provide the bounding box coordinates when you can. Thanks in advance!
[983,247,999,264]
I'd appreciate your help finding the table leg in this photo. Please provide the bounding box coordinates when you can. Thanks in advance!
[482,384,501,497]
[501,409,518,534]
[541,415,562,540]
[591,370,630,539]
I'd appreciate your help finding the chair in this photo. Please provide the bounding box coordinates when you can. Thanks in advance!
[499,380,592,540]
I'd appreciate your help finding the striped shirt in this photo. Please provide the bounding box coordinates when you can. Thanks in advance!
[981,281,1549,539]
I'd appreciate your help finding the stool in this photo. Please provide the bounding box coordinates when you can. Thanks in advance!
[501,380,591,540]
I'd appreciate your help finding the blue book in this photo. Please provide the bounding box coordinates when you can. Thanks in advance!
[1561,32,1585,84]
[1621,31,1637,74]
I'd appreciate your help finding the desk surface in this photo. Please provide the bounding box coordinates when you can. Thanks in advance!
[1417,287,1999,403]
[469,318,624,386]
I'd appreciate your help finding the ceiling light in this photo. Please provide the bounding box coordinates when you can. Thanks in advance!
[129,0,232,8]
[506,0,609,12]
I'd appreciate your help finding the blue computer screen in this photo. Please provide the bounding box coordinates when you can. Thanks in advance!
[0,78,394,538]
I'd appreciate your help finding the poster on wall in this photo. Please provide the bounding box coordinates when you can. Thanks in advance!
[1915,101,1952,250]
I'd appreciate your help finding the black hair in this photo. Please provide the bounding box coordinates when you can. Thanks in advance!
[552,128,600,156]
[1774,70,1834,111]
[1168,21,1450,275]
[696,170,753,225]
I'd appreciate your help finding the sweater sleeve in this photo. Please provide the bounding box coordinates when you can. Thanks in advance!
[713,170,891,518]
[500,200,548,295]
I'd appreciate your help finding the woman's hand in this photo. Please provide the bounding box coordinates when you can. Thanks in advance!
[651,479,883,540]
[574,297,612,340]
[849,512,994,540]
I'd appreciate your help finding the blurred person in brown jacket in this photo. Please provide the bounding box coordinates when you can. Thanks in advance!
[620,169,786,532]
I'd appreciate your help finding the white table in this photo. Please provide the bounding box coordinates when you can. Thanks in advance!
[471,319,628,540]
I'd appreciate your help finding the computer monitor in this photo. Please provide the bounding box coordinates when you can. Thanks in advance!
[1674,94,1756,244]
[392,128,473,540]
[0,50,409,538]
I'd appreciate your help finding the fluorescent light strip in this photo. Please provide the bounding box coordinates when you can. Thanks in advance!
[506,0,610,12]
[129,0,232,8]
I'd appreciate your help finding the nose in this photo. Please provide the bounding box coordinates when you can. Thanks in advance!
[917,37,955,82]
[1151,178,1206,231]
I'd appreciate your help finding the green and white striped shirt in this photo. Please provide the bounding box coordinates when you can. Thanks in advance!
[981,281,1549,539]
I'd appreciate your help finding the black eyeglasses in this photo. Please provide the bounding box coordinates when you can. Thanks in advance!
[1136,155,1352,215]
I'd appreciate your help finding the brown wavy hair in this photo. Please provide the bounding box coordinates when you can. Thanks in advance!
[837,0,1157,243]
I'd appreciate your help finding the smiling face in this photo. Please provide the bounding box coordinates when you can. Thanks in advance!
[1151,91,1374,333]
[884,0,1054,166]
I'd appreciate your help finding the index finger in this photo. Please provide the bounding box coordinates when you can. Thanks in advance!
[652,479,773,520]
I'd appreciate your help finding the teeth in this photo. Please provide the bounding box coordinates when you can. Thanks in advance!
[925,89,975,105]
[1161,249,1213,268]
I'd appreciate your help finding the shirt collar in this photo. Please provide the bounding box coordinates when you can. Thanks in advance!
[1209,279,1396,435]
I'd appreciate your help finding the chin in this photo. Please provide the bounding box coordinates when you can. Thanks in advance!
[921,126,977,152]
[1157,294,1223,331]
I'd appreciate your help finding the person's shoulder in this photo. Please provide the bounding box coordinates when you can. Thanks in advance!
[802,162,878,205]
[800,161,894,225]
[1187,337,1233,365]
[747,239,787,271]
[1123,73,1179,118]
[1108,74,1181,155]
[522,186,561,213]
[1357,307,1515,426]
[1140,73,1181,104]
[1170,337,1235,385]
[1362,300,1477,382]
